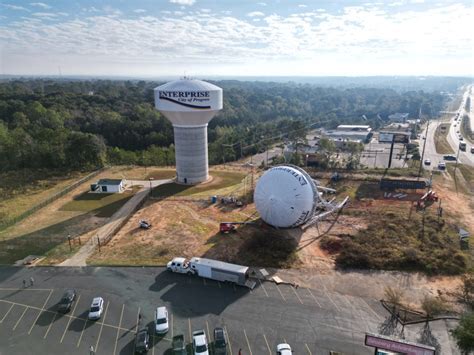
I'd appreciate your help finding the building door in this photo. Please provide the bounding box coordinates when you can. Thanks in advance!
[101,186,107,192]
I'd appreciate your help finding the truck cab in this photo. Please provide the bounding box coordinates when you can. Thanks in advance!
[167,257,193,274]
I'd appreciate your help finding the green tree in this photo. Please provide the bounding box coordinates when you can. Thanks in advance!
[451,312,474,355]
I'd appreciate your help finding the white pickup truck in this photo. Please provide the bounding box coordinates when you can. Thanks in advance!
[167,257,256,289]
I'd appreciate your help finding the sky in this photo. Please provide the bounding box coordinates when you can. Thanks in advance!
[0,0,473,77]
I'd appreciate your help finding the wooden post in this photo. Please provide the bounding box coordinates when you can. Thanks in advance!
[97,236,101,253]
[68,236,72,252]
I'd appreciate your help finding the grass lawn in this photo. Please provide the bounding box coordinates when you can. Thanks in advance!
[60,188,139,217]
[0,169,90,226]
[152,170,246,198]
[434,124,454,154]
[103,166,176,180]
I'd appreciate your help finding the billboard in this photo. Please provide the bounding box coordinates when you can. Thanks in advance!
[378,133,394,143]
[365,334,435,355]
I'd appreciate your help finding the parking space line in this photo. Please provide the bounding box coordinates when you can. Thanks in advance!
[152,333,156,355]
[28,289,53,335]
[171,313,173,339]
[305,343,312,355]
[188,318,192,344]
[0,287,52,291]
[291,286,303,304]
[95,301,109,352]
[275,284,286,301]
[263,333,272,355]
[359,298,383,321]
[76,317,88,347]
[206,320,212,353]
[243,329,253,355]
[224,325,233,355]
[60,294,81,343]
[113,304,124,355]
[258,279,269,297]
[13,306,28,330]
[0,303,14,323]
[43,312,57,339]
[132,306,141,355]
[324,290,341,312]
[306,288,321,308]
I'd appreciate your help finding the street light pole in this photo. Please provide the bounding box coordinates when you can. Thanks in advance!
[418,120,430,178]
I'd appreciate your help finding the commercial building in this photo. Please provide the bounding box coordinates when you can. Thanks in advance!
[323,125,373,144]
[388,113,409,123]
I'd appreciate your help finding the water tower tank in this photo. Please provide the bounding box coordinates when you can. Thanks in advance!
[154,79,223,184]
[254,166,318,228]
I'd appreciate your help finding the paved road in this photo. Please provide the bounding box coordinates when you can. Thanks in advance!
[446,86,474,166]
[59,179,172,266]
[0,267,458,355]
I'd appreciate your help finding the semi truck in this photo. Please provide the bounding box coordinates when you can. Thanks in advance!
[459,142,467,151]
[167,257,256,289]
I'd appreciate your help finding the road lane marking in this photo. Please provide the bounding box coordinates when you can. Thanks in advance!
[243,329,253,355]
[29,289,54,334]
[0,303,14,323]
[95,301,109,351]
[263,333,272,355]
[43,312,57,339]
[224,325,233,355]
[60,294,81,343]
[76,317,88,347]
[13,306,28,330]
[113,304,124,355]
[291,286,303,304]
[275,285,286,302]
[305,343,312,355]
[258,279,269,297]
[306,288,321,308]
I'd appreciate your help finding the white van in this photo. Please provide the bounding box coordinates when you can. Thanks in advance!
[155,306,169,334]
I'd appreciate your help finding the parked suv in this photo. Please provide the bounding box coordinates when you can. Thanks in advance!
[155,306,169,334]
[57,289,76,313]
[213,327,228,354]
[88,297,104,320]
[193,330,209,355]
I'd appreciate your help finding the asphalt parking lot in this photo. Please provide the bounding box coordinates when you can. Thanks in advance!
[0,266,390,354]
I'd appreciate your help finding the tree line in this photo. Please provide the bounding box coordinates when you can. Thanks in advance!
[0,79,448,172]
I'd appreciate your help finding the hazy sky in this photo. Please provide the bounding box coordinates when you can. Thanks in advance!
[0,0,473,77]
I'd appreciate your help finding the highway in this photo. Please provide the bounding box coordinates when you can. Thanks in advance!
[423,85,474,170]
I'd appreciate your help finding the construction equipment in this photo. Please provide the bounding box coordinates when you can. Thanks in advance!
[219,222,237,233]
[416,190,438,209]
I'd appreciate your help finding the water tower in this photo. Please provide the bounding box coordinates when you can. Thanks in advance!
[154,78,223,185]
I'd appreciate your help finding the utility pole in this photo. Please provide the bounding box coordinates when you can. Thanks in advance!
[418,120,430,178]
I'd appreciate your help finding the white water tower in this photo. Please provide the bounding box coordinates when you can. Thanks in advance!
[154,78,223,185]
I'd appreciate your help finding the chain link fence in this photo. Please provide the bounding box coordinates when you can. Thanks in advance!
[0,167,107,230]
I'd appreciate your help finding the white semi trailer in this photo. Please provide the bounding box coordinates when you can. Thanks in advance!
[167,257,256,289]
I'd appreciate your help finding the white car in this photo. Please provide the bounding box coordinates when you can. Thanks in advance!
[277,343,293,355]
[438,162,446,170]
[424,159,431,166]
[88,297,104,320]
[155,306,169,334]
[192,330,209,355]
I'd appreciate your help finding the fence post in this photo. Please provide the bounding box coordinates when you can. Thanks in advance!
[68,236,72,252]
[97,236,101,253]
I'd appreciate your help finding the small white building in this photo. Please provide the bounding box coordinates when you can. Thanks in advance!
[90,179,125,193]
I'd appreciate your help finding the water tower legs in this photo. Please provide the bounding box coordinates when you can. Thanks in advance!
[173,124,209,184]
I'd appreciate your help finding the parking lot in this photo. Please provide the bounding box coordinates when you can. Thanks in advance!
[0,266,389,354]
